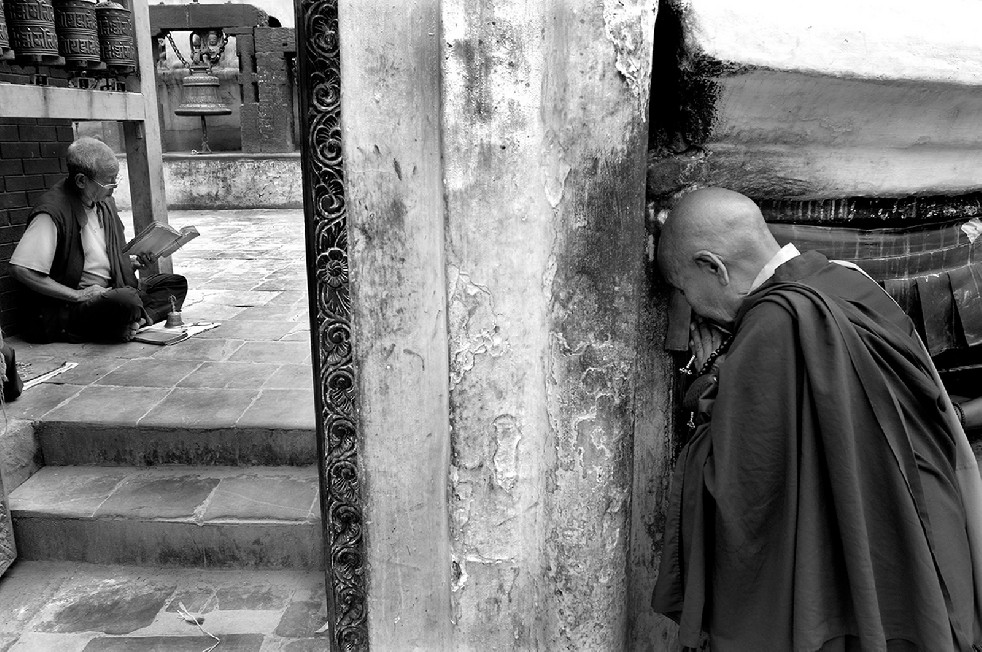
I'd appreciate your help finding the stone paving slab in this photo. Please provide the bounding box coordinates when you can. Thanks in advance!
[8,466,133,517]
[138,388,261,429]
[176,361,282,390]
[10,466,320,523]
[0,561,328,650]
[237,390,316,430]
[93,359,204,388]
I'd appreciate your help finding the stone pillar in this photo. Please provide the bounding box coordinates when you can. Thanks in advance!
[342,0,656,648]
[339,1,454,649]
[251,27,295,153]
[441,1,655,649]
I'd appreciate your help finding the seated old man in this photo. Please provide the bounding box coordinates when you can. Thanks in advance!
[9,137,187,343]
[652,187,982,650]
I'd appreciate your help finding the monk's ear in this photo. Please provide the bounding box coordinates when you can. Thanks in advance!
[693,250,730,285]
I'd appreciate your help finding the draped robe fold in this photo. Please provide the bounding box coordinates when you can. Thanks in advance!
[652,251,982,651]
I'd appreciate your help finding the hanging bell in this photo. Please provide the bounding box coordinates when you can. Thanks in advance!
[175,65,232,117]
[175,64,231,153]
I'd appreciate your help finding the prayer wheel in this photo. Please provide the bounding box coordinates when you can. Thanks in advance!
[94,0,134,71]
[6,0,62,61]
[53,0,100,68]
[0,7,14,60]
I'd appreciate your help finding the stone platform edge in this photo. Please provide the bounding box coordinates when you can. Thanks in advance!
[37,421,317,467]
[114,153,303,211]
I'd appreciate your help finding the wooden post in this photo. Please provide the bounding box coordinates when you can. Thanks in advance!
[236,31,259,153]
[123,0,170,274]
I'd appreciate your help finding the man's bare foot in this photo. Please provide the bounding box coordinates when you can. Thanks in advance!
[121,321,141,342]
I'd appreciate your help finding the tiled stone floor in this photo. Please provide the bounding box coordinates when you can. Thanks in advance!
[0,210,327,649]
[3,209,315,433]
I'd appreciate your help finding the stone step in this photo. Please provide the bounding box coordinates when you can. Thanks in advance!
[9,465,323,570]
[37,421,317,467]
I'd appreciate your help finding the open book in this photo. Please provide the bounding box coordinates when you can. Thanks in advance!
[132,321,220,345]
[123,221,199,261]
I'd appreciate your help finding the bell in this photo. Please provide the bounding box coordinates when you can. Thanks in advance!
[175,65,231,153]
[175,65,231,116]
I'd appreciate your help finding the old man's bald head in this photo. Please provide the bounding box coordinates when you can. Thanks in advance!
[658,188,780,323]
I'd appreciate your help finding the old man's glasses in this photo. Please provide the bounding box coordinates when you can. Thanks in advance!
[88,176,118,190]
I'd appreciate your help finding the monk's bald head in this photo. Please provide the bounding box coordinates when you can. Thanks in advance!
[658,188,780,322]
[659,188,776,278]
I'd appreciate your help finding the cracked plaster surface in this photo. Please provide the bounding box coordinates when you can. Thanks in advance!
[447,268,508,389]
[602,0,657,101]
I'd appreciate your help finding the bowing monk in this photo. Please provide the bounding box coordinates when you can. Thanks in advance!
[652,187,982,651]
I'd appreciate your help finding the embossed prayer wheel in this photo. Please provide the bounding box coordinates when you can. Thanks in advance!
[6,0,61,60]
[53,0,100,68]
[94,0,134,70]
[0,7,14,60]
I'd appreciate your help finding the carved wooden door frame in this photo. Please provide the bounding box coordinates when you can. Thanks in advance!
[294,0,368,649]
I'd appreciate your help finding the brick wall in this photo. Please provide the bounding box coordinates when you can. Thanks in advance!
[0,118,75,335]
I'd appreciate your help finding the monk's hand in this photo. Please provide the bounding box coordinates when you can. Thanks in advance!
[75,285,108,302]
[690,320,723,372]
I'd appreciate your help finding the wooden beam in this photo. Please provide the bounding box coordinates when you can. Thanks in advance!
[149,3,269,33]
[124,0,170,274]
[0,86,144,121]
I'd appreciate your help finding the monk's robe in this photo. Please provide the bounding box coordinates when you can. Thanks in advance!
[652,251,982,651]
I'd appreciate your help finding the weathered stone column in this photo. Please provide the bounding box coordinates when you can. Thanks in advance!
[442,1,656,648]
[342,0,656,648]
[340,1,454,649]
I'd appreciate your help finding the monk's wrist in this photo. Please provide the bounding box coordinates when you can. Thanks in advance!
[953,401,967,428]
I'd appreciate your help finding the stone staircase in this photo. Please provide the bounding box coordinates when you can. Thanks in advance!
[4,351,324,570]
[0,210,328,648]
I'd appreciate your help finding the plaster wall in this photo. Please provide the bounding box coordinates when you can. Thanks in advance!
[650,1,982,200]
[679,0,982,84]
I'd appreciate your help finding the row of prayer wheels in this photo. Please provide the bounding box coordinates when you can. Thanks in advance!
[0,0,135,72]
